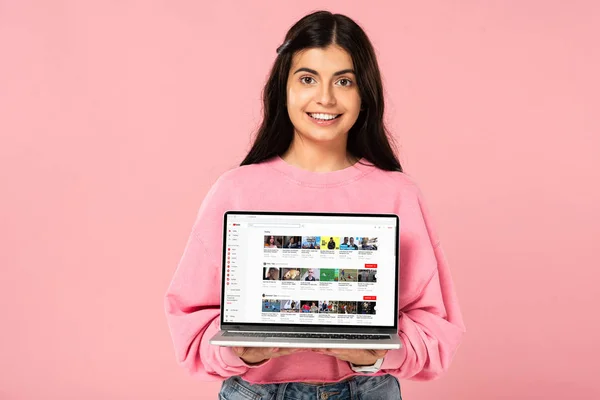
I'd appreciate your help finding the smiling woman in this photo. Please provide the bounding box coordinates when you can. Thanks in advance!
[287,48,361,144]
[240,11,402,172]
[165,9,465,400]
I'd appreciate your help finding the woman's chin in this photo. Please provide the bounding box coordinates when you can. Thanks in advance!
[296,129,347,143]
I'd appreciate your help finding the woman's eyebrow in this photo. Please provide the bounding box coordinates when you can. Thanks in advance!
[293,67,356,76]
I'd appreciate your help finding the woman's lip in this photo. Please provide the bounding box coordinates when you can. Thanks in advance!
[305,112,343,119]
[306,112,342,126]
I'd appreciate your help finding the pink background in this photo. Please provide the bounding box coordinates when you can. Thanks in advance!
[1,1,599,399]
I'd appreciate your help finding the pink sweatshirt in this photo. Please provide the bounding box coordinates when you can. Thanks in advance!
[164,156,465,383]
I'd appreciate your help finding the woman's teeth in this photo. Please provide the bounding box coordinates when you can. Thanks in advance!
[308,113,340,121]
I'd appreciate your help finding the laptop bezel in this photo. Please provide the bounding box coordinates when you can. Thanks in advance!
[219,210,400,335]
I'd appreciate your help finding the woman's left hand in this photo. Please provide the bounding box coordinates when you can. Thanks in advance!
[313,348,387,366]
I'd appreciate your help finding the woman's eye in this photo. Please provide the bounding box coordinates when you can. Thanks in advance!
[300,76,352,86]
[301,76,316,84]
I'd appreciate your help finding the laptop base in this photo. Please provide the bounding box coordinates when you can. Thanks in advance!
[210,330,402,350]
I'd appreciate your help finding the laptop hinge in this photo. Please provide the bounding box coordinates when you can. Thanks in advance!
[229,330,388,335]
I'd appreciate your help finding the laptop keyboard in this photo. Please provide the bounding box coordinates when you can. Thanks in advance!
[223,332,390,340]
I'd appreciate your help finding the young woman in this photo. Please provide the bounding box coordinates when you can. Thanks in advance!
[165,10,465,400]
[265,235,279,248]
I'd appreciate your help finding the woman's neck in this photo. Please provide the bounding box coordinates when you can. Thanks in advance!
[282,136,357,172]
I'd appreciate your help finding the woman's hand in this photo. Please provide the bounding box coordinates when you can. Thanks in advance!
[231,347,303,365]
[314,349,387,366]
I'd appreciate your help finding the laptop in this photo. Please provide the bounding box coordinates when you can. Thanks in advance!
[209,211,402,349]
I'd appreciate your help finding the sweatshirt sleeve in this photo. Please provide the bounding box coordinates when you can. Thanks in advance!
[380,188,466,380]
[164,178,264,380]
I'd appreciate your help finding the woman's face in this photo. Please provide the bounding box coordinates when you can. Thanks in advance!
[270,236,274,244]
[286,45,361,146]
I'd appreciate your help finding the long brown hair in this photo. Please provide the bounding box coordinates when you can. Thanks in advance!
[241,10,402,172]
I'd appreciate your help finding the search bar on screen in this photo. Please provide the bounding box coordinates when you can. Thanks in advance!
[250,223,301,228]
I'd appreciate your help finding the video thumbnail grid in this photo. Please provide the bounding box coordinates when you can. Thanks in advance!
[263,267,377,282]
[261,299,377,315]
[264,235,379,251]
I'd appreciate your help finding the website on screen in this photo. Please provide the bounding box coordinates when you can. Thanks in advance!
[223,214,398,327]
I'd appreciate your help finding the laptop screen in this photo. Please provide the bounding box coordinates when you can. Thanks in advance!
[222,212,399,328]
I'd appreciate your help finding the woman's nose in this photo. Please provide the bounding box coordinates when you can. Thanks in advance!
[316,85,336,106]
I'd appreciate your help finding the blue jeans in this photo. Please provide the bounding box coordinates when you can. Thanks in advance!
[219,374,402,400]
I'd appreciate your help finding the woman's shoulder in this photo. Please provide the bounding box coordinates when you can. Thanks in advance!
[209,160,272,190]
[218,161,269,181]
[367,164,424,195]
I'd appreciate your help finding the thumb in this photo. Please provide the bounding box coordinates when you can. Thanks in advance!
[232,347,245,356]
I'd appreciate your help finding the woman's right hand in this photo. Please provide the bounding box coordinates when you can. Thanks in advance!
[231,347,302,365]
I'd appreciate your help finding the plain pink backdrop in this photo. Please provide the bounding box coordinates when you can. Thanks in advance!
[1,1,599,399]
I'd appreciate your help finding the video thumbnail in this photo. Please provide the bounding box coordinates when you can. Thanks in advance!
[262,299,280,312]
[263,267,280,280]
[339,237,359,250]
[283,236,302,249]
[281,299,300,313]
[321,236,340,250]
[281,267,301,281]
[301,236,321,249]
[300,268,320,281]
[337,301,358,314]
[358,237,378,250]
[300,300,319,313]
[357,301,376,315]
[338,269,358,282]
[320,269,338,282]
[264,235,284,249]
[357,269,377,282]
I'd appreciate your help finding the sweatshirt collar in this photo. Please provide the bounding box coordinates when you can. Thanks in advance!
[265,156,373,187]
